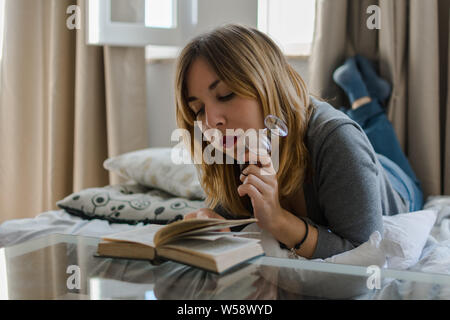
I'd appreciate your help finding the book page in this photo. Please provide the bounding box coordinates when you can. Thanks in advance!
[102,224,164,247]
[154,218,257,246]
[162,236,260,257]
[181,232,233,241]
[175,231,260,241]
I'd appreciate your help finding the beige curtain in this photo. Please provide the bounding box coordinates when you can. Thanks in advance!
[309,0,450,198]
[0,0,149,222]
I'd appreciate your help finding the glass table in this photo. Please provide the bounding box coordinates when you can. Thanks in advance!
[1,233,450,300]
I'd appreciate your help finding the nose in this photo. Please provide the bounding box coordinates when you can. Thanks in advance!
[203,102,226,130]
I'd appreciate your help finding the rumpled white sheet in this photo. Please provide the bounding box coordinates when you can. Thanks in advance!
[367,196,450,299]
[369,239,450,299]
[425,196,450,242]
[0,210,141,248]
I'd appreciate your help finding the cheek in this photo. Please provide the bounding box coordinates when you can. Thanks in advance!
[230,99,264,129]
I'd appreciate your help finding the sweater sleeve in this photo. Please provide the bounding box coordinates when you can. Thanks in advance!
[309,123,384,259]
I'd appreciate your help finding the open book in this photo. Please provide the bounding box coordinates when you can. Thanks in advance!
[96,218,264,273]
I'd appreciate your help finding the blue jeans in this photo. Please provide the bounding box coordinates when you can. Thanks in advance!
[341,101,424,211]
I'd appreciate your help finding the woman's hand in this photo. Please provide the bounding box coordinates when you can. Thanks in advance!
[183,208,231,232]
[237,154,285,233]
[184,208,224,220]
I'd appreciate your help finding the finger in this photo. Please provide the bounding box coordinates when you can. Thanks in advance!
[197,209,218,219]
[184,209,214,220]
[196,212,209,219]
[183,212,198,220]
[238,183,263,202]
[239,173,271,196]
[257,154,276,175]
[242,164,272,177]
[242,164,276,187]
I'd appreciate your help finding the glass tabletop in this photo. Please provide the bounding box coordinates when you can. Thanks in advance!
[1,233,450,300]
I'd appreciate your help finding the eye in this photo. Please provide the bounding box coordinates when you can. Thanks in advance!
[194,106,205,118]
[218,92,235,102]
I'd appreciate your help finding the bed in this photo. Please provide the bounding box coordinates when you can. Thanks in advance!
[1,148,450,299]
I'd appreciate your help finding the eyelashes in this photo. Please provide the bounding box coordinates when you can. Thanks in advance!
[193,93,235,118]
[218,92,235,102]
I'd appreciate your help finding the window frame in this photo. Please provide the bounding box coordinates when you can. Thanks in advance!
[85,0,315,60]
[86,0,196,47]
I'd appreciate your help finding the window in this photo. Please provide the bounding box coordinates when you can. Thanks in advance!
[144,0,316,59]
[144,0,184,60]
[86,0,316,59]
[87,0,193,47]
[145,0,177,29]
[258,0,316,56]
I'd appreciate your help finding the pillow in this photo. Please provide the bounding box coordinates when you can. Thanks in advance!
[56,183,206,225]
[103,148,206,200]
[242,209,438,270]
[383,209,437,269]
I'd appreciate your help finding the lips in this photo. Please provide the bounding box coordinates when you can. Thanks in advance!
[223,136,237,148]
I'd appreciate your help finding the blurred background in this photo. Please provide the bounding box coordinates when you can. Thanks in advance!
[0,0,449,221]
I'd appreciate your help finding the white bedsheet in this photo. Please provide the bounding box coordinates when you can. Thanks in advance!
[0,210,141,248]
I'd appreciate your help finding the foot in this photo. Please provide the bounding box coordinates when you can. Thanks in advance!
[333,57,370,105]
[355,55,391,103]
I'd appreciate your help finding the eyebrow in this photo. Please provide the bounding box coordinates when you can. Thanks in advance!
[187,79,220,103]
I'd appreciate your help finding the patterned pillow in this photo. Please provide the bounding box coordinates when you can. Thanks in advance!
[103,147,206,200]
[56,183,206,225]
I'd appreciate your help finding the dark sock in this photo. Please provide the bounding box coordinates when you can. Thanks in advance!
[333,57,369,105]
[355,55,391,104]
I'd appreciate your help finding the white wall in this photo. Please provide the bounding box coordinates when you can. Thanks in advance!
[146,60,178,148]
[146,57,309,147]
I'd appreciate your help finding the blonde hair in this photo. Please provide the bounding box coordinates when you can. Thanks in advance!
[175,24,316,217]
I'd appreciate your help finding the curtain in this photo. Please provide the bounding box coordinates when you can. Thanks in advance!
[308,0,450,198]
[0,0,149,222]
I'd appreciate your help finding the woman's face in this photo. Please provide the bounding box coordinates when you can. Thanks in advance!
[185,57,265,162]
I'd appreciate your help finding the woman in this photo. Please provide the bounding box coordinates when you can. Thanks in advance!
[175,24,421,259]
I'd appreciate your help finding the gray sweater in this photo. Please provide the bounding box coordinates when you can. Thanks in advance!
[215,97,408,259]
[302,97,407,259]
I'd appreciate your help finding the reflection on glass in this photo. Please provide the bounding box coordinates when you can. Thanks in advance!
[153,262,268,300]
[89,278,155,300]
[145,290,158,300]
[2,233,450,300]
[0,248,9,299]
